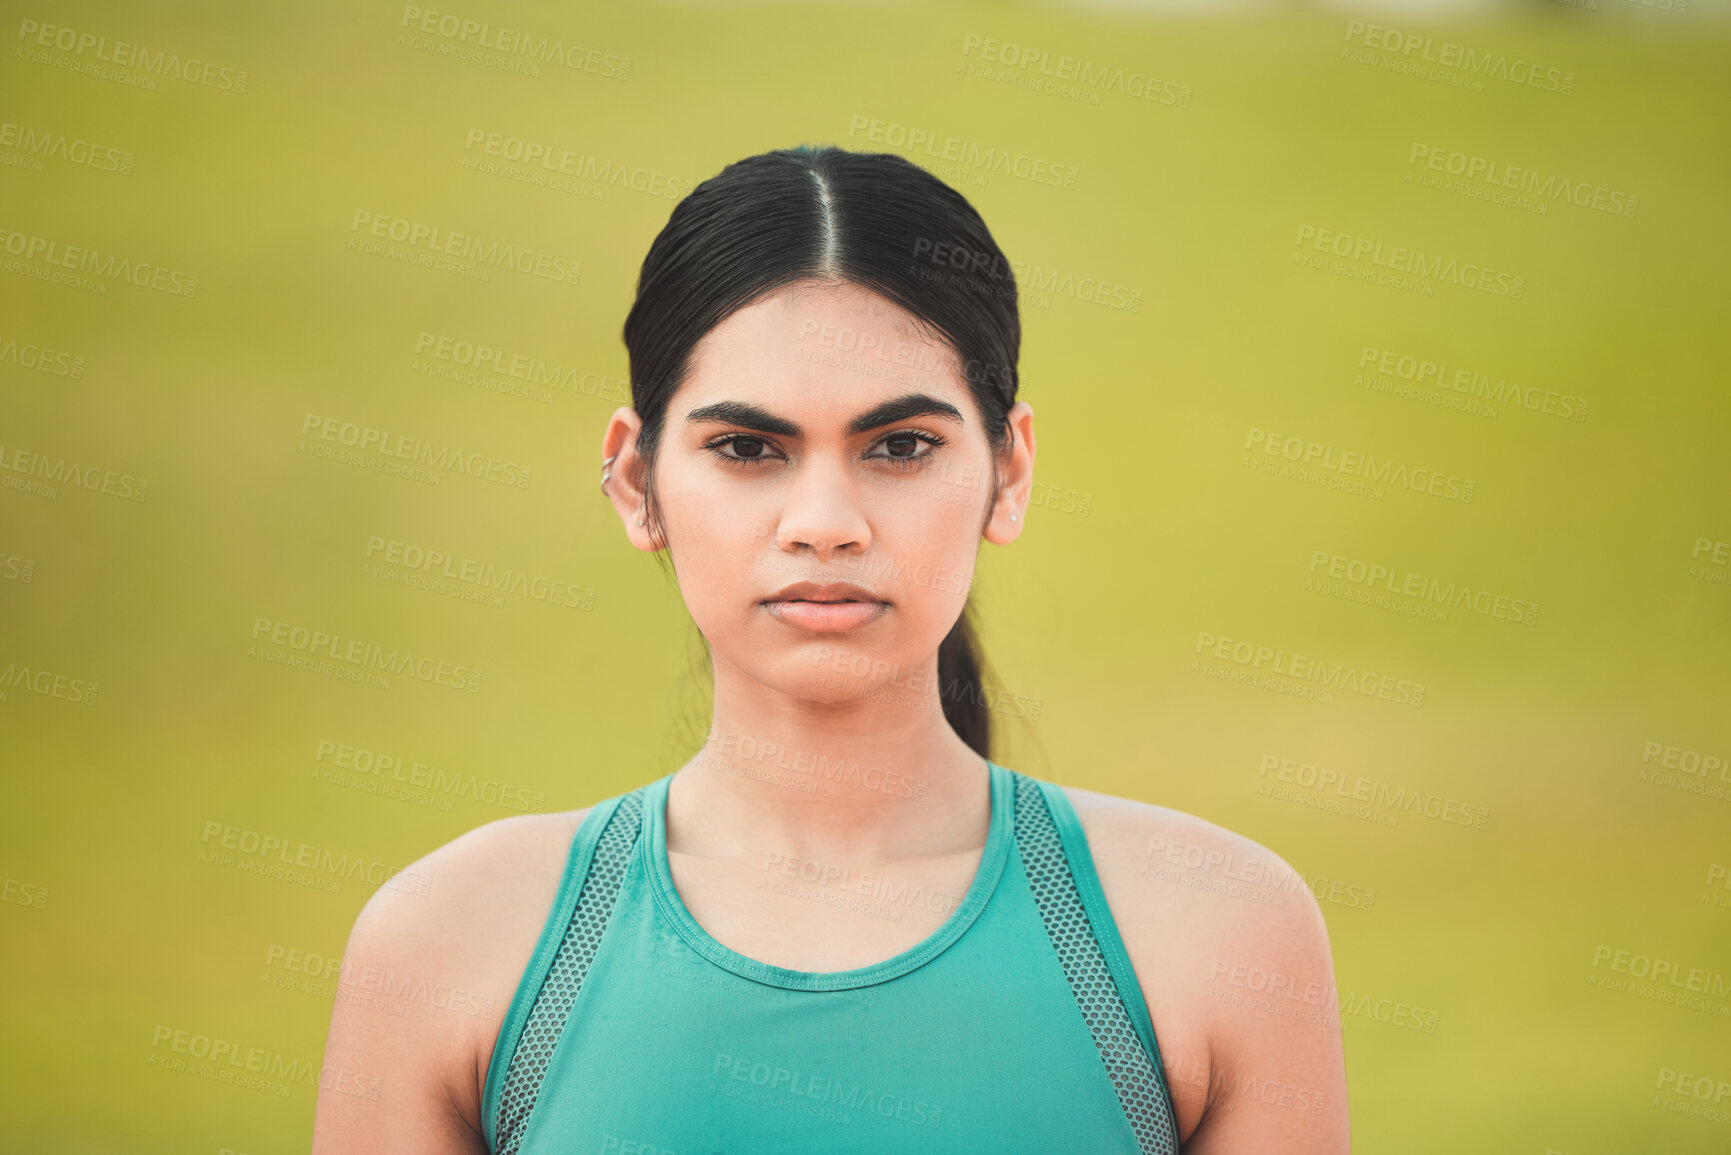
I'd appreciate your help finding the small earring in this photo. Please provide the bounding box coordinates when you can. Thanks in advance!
[635,511,645,527]
[1009,513,1019,522]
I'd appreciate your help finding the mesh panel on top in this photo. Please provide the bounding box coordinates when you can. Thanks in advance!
[1012,771,1180,1155]
[493,789,646,1155]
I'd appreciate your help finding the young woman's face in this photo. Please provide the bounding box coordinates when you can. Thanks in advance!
[612,279,1032,708]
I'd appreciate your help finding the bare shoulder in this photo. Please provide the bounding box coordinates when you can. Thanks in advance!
[1056,785,1347,1151]
[312,806,593,1153]
[345,806,593,997]
[1056,783,1327,951]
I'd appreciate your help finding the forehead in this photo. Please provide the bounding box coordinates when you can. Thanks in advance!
[678,280,973,422]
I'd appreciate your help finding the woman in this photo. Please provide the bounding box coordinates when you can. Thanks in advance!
[313,145,1349,1154]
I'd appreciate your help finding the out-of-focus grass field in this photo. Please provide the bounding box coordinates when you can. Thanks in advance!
[2,1,1728,1151]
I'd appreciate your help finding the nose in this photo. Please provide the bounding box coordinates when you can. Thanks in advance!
[774,456,871,560]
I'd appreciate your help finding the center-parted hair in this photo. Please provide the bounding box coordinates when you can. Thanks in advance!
[621,144,1022,759]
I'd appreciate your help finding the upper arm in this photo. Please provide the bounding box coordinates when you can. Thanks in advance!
[311,810,586,1155]
[1065,791,1350,1153]
[311,863,487,1154]
[1179,846,1350,1154]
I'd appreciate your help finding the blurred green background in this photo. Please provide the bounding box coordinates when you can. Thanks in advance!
[2,0,1728,1151]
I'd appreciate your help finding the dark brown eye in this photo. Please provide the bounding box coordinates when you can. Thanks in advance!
[703,433,785,468]
[866,430,945,466]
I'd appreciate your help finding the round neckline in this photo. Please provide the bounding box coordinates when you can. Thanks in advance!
[641,760,1013,992]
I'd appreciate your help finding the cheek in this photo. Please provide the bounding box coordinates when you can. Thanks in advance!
[663,465,761,540]
[870,480,985,611]
[658,462,765,621]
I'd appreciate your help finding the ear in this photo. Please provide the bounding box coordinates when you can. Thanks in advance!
[600,408,661,552]
[983,401,1035,545]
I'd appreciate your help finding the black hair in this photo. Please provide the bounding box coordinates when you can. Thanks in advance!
[621,144,1021,760]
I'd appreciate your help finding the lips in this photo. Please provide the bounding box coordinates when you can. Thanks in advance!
[761,581,889,632]
[766,581,883,604]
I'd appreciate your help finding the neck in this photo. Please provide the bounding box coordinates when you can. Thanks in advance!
[669,649,992,865]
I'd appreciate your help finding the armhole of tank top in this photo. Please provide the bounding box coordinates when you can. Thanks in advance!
[479,794,624,1152]
[1030,776,1183,1150]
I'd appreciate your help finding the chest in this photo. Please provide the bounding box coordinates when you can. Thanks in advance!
[664,847,983,973]
[514,863,1148,1155]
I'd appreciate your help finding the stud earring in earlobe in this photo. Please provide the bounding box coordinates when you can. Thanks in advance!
[635,512,645,527]
[1009,513,1019,522]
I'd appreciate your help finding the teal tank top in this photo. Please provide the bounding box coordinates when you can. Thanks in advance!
[482,761,1182,1154]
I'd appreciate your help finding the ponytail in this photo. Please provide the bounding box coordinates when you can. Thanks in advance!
[937,602,990,760]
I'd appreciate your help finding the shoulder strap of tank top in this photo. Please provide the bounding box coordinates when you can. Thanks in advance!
[484,785,649,1155]
[1010,770,1182,1154]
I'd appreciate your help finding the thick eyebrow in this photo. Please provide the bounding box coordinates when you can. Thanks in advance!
[683,393,964,438]
[847,394,965,435]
